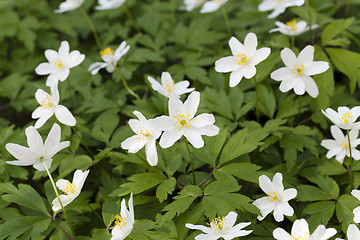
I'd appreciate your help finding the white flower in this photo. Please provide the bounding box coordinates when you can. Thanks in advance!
[111,193,134,240]
[351,190,360,223]
[215,33,271,87]
[147,72,194,98]
[32,83,76,129]
[252,172,297,222]
[185,211,252,240]
[35,41,85,87]
[321,126,360,164]
[6,123,69,171]
[322,106,360,130]
[273,218,336,240]
[88,41,130,74]
[258,0,305,18]
[270,20,319,36]
[336,224,360,240]
[121,111,161,166]
[181,0,206,11]
[55,0,84,13]
[95,0,125,10]
[271,45,329,98]
[52,169,89,211]
[152,91,219,149]
[200,0,228,13]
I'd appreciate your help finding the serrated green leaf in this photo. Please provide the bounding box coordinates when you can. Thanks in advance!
[303,201,335,229]
[297,185,333,201]
[156,177,176,203]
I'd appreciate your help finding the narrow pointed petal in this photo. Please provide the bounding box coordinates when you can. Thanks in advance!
[215,56,239,73]
[302,75,319,98]
[244,33,257,57]
[25,126,44,153]
[145,140,158,166]
[184,130,204,148]
[229,68,244,87]
[183,91,200,119]
[259,175,275,194]
[229,36,245,56]
[6,143,39,162]
[297,45,314,65]
[281,48,297,69]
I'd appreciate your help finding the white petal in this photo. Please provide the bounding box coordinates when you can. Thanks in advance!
[347,224,360,240]
[252,47,271,65]
[229,36,245,56]
[159,130,183,148]
[35,63,54,75]
[151,116,175,131]
[351,190,360,201]
[183,130,204,148]
[88,62,108,75]
[297,45,314,65]
[252,196,275,221]
[145,140,158,166]
[173,81,194,96]
[273,228,291,240]
[330,125,345,140]
[200,1,220,13]
[243,64,256,79]
[55,105,76,126]
[185,223,212,234]
[279,79,295,93]
[279,201,294,217]
[191,124,219,136]
[52,194,75,211]
[304,61,329,76]
[183,91,200,119]
[259,175,275,194]
[229,68,244,87]
[273,203,285,222]
[5,143,39,162]
[148,76,166,96]
[244,32,258,57]
[302,75,319,98]
[281,188,297,201]
[271,67,293,81]
[215,56,239,73]
[45,49,58,62]
[121,135,146,153]
[272,172,284,193]
[33,158,52,171]
[281,48,297,69]
[34,112,54,129]
[44,123,70,158]
[192,114,215,128]
[169,94,184,117]
[73,169,90,190]
[25,126,43,153]
[293,78,306,95]
[59,41,70,56]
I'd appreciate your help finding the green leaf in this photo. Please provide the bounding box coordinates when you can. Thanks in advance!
[303,201,335,229]
[156,177,176,203]
[219,163,262,183]
[102,201,120,227]
[297,185,333,201]
[336,194,359,232]
[0,183,49,215]
[91,229,112,240]
[322,18,354,45]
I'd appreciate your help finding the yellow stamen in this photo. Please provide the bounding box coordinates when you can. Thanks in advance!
[341,142,349,150]
[340,112,354,124]
[266,191,280,203]
[114,215,127,230]
[293,64,304,76]
[136,128,152,141]
[100,47,114,57]
[236,54,248,66]
[165,80,175,95]
[60,182,76,195]
[40,94,54,110]
[209,216,230,234]
[290,232,310,240]
[54,59,63,69]
[173,111,194,130]
[286,20,298,32]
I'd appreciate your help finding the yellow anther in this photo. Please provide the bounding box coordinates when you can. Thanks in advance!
[290,232,310,240]
[114,215,127,230]
[54,59,63,69]
[286,20,298,32]
[236,54,248,66]
[341,142,349,150]
[341,112,354,124]
[40,94,54,110]
[165,80,174,94]
[293,64,304,76]
[136,128,151,141]
[173,112,194,130]
[60,182,76,195]
[209,216,230,234]
[266,191,280,203]
[100,47,114,57]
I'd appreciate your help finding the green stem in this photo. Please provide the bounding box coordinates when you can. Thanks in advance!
[184,139,196,185]
[122,4,141,33]
[67,78,74,109]
[298,95,302,120]
[134,226,152,240]
[72,126,94,159]
[171,0,177,48]
[51,216,73,240]
[79,6,102,50]
[253,76,259,122]
[113,65,141,101]
[305,0,312,43]
[347,130,354,189]
[87,202,106,227]
[41,158,75,238]
[222,6,232,37]
[156,140,167,169]
[290,36,295,49]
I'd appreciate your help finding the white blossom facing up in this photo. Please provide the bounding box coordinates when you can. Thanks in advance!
[200,0,228,13]
[111,193,134,240]
[322,106,360,130]
[88,41,130,74]
[252,172,297,222]
[185,211,252,240]
[152,91,219,149]
[215,33,271,87]
[95,0,126,10]
[271,45,329,98]
[32,83,76,129]
[121,111,161,166]
[273,218,336,240]
[6,123,69,171]
[351,190,360,223]
[258,0,305,18]
[147,72,194,98]
[181,0,206,11]
[270,20,318,36]
[336,224,360,240]
[35,41,85,87]
[52,169,90,211]
[55,0,84,13]
[321,126,360,164]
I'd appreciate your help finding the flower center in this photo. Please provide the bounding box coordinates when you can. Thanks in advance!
[291,232,310,240]
[173,112,194,130]
[60,181,77,195]
[114,215,127,230]
[293,64,304,76]
[236,54,248,66]
[164,79,175,95]
[266,191,280,203]
[40,94,54,110]
[341,141,349,150]
[100,47,114,57]
[136,128,152,141]
[286,20,298,32]
[340,112,354,124]
[54,59,64,69]
[209,217,230,234]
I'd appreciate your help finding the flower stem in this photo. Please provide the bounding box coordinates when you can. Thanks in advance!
[290,36,295,49]
[122,4,141,33]
[298,95,302,121]
[79,6,103,50]
[305,0,312,43]
[113,65,141,101]
[67,78,74,109]
[171,0,177,48]
[222,6,232,37]
[156,140,167,169]
[72,126,94,159]
[347,130,354,189]
[41,158,75,238]
[51,216,73,240]
[86,202,106,228]
[253,76,259,122]
[134,226,152,240]
[184,138,196,185]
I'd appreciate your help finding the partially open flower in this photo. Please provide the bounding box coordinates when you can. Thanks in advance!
[95,0,126,10]
[200,0,228,13]
[270,20,318,36]
[258,0,304,18]
[181,0,206,11]
[322,106,360,130]
[55,0,84,13]
[111,193,134,240]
